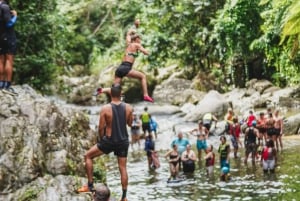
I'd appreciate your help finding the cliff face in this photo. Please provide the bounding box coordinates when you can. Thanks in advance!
[0,85,97,200]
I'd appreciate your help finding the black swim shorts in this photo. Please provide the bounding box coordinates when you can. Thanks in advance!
[0,33,17,55]
[97,137,129,157]
[115,62,133,78]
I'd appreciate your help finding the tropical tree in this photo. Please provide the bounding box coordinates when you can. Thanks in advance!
[140,0,226,78]
[210,0,263,87]
[251,0,300,86]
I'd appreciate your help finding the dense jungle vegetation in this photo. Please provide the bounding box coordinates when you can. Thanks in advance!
[10,0,300,92]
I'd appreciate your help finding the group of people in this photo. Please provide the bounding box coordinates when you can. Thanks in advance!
[130,106,158,150]
[77,19,156,201]
[165,130,228,181]
[224,107,284,174]
[0,0,18,95]
[75,18,283,200]
[164,107,284,183]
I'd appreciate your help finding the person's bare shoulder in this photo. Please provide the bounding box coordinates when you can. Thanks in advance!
[125,103,133,111]
[101,104,112,114]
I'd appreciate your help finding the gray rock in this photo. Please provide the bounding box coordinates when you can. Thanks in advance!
[284,113,300,135]
[0,85,96,195]
[183,90,230,122]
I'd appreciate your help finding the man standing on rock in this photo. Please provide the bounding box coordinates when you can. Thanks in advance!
[78,83,133,201]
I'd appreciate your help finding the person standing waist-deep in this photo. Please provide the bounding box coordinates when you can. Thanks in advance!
[77,84,133,201]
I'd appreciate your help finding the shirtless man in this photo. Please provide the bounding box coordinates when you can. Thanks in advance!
[256,112,267,144]
[266,112,276,146]
[274,109,284,152]
[78,84,133,201]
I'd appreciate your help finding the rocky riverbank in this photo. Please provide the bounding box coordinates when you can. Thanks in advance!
[0,76,299,200]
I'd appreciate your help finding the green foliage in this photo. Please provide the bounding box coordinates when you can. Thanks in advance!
[7,0,300,91]
[9,0,58,91]
[141,0,226,74]
[210,0,263,87]
[251,0,300,86]
[18,187,43,201]
[93,157,107,183]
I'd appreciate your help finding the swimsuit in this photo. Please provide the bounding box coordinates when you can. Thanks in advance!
[126,51,139,58]
[115,62,133,78]
[170,153,179,166]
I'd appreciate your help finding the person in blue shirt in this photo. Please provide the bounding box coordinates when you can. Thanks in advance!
[150,116,158,139]
[144,134,155,169]
[171,131,190,170]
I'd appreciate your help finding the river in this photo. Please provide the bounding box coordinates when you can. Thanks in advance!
[82,103,300,201]
[49,96,300,200]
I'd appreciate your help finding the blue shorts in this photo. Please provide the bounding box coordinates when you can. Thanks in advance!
[230,136,238,148]
[220,159,230,171]
[197,140,207,150]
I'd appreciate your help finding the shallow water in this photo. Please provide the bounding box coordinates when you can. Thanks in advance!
[101,112,300,201]
[104,144,300,201]
[48,98,300,200]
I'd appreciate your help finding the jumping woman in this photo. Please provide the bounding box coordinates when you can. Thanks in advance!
[95,29,154,102]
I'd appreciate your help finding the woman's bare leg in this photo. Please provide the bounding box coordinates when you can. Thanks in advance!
[127,69,149,96]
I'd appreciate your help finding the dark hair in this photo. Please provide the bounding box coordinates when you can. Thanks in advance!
[94,184,110,201]
[111,83,122,98]
[267,139,274,148]
[220,135,226,141]
[144,107,148,111]
[233,116,238,123]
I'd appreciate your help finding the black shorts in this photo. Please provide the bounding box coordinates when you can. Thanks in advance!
[203,123,211,131]
[142,123,151,133]
[245,142,257,155]
[274,128,281,136]
[97,137,129,157]
[0,33,17,55]
[267,128,276,137]
[115,62,132,78]
[258,127,266,133]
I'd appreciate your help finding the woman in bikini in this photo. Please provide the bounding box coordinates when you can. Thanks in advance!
[165,144,180,180]
[96,30,153,102]
[188,120,209,161]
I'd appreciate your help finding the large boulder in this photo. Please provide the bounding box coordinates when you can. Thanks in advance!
[0,85,97,193]
[183,90,230,122]
[1,175,96,201]
[284,113,300,135]
[153,78,205,105]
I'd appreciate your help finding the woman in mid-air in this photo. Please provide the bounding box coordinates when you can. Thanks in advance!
[95,28,153,102]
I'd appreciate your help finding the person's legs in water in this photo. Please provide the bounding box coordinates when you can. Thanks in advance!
[118,157,128,201]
